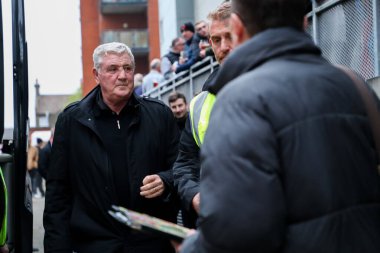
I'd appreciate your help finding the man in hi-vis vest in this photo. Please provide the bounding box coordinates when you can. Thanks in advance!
[173,1,233,228]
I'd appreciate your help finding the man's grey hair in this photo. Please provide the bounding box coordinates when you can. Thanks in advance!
[93,42,135,71]
[150,58,161,70]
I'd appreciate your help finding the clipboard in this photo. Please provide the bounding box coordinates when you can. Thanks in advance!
[109,205,191,242]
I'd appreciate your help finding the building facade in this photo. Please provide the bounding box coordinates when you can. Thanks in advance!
[80,0,160,95]
[34,80,71,128]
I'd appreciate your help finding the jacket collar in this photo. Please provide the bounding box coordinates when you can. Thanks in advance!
[208,27,321,95]
[93,88,140,117]
[73,85,141,126]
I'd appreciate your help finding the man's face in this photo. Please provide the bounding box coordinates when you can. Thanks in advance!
[93,53,134,104]
[196,22,209,37]
[209,19,233,64]
[174,38,185,53]
[170,98,187,119]
[182,30,193,41]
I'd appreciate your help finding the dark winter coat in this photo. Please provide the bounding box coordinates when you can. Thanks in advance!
[44,86,180,253]
[38,141,51,179]
[181,27,380,253]
[173,67,220,228]
[164,51,181,65]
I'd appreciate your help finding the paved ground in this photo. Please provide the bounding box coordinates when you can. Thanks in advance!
[33,196,45,252]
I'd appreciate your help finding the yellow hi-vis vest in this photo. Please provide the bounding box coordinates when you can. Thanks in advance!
[189,91,216,147]
[0,168,7,246]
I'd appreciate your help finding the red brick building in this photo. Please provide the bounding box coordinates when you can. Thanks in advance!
[80,0,160,96]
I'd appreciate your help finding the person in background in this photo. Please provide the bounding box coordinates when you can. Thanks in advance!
[27,138,45,198]
[195,20,213,60]
[161,37,186,80]
[38,127,54,180]
[173,22,201,74]
[168,92,188,132]
[44,42,179,253]
[133,73,143,96]
[167,91,188,227]
[142,58,164,94]
[180,0,380,252]
[173,1,233,229]
[195,20,209,41]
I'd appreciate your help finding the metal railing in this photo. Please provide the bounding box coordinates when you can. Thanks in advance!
[147,0,380,102]
[144,56,218,105]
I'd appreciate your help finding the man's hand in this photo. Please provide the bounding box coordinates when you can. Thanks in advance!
[192,193,200,214]
[179,57,187,65]
[140,174,165,198]
[171,240,182,253]
[171,230,197,253]
[199,49,206,58]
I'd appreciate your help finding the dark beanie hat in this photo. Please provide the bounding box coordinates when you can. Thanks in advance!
[180,22,195,33]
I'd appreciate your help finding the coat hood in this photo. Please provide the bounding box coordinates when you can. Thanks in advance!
[208,27,322,95]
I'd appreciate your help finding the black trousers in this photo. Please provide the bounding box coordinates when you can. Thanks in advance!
[29,169,45,196]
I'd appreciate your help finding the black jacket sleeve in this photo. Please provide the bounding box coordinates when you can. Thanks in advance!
[0,172,5,231]
[173,118,200,211]
[38,143,51,180]
[43,113,73,253]
[157,106,180,196]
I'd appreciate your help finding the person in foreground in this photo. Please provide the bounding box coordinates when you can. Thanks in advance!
[44,42,179,253]
[179,0,380,252]
[173,1,233,229]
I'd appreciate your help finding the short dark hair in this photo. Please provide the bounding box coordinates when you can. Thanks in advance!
[231,0,308,35]
[168,91,187,105]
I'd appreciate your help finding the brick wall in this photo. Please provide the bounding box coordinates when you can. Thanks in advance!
[80,0,158,96]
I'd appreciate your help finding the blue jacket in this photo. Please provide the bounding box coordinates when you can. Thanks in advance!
[175,34,201,73]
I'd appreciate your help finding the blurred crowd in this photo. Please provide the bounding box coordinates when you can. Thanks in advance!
[134,20,216,96]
